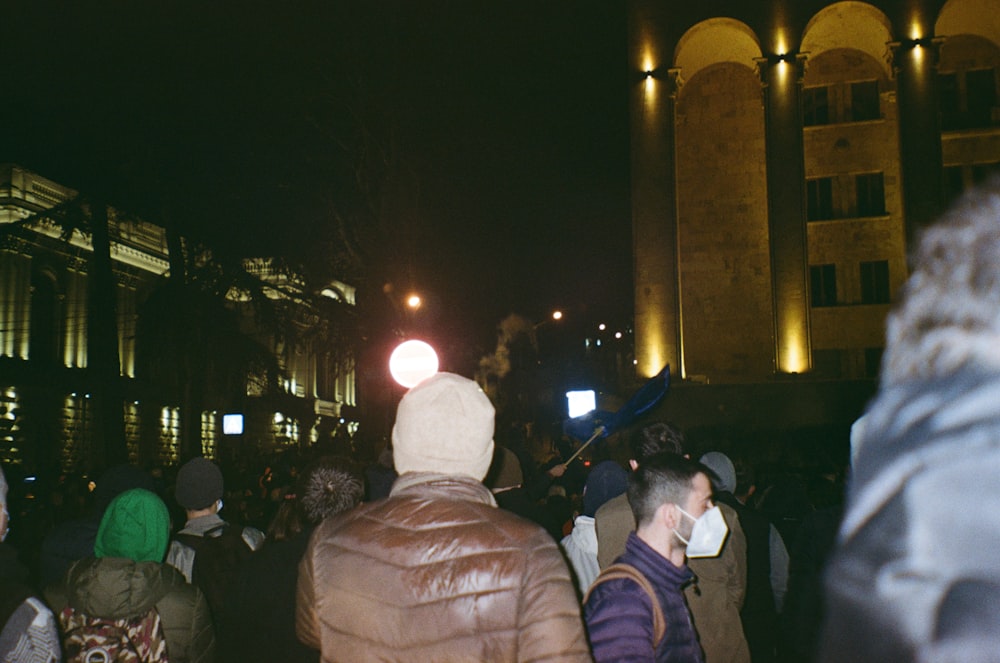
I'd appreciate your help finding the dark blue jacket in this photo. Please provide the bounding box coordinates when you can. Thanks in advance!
[585,531,703,662]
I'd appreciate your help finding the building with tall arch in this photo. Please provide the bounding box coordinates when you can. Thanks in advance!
[630,0,999,386]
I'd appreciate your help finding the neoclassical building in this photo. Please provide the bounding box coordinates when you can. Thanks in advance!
[0,164,356,473]
[630,0,999,384]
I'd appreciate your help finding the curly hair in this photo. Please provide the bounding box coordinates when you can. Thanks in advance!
[882,176,1000,386]
[300,456,364,524]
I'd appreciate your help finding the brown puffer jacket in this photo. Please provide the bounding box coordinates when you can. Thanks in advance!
[296,472,592,662]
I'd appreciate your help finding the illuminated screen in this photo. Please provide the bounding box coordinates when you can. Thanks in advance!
[566,390,596,418]
[223,413,244,435]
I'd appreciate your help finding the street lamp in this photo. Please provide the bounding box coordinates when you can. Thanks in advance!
[389,339,439,388]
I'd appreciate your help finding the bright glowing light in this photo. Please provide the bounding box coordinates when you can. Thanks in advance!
[389,340,439,388]
[566,390,596,418]
[552,310,563,321]
[223,414,244,435]
[615,332,623,339]
[406,294,422,309]
[598,323,606,331]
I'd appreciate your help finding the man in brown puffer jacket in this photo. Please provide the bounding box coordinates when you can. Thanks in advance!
[296,372,592,662]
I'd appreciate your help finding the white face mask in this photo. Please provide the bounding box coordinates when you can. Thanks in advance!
[216,499,224,513]
[675,505,728,558]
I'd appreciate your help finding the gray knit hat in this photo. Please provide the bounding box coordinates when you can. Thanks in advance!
[700,451,737,494]
[175,458,224,510]
[392,372,495,480]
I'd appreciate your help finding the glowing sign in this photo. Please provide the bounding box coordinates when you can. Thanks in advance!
[566,390,596,418]
[223,413,244,435]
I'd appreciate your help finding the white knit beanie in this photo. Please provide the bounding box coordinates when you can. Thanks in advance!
[392,372,495,480]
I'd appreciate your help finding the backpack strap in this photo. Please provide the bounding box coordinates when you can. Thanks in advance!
[585,563,666,647]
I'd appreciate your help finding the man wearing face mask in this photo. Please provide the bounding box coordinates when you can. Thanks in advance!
[585,452,729,662]
[596,423,749,663]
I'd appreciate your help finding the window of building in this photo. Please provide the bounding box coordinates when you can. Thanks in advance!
[860,260,890,304]
[939,72,961,130]
[803,86,830,126]
[850,81,880,121]
[967,68,998,128]
[810,264,837,307]
[939,68,998,130]
[807,177,834,221]
[855,173,886,217]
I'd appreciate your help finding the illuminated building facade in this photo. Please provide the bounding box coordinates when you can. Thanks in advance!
[630,0,1000,384]
[0,164,356,472]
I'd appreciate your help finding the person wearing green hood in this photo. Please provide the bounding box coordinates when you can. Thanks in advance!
[45,488,216,662]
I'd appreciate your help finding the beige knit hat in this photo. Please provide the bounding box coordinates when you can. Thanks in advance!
[392,372,495,480]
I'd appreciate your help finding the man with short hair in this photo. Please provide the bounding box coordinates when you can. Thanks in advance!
[585,452,720,661]
[595,423,749,663]
[296,372,590,661]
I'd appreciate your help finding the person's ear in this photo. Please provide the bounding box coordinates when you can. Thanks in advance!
[657,502,681,529]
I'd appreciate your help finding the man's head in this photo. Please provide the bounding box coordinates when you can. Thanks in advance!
[628,452,712,549]
[392,372,496,481]
[175,457,224,512]
[882,177,1000,386]
[582,460,629,517]
[629,422,685,468]
[300,456,364,524]
[699,451,736,494]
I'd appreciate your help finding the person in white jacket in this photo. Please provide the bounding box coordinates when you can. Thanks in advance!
[560,460,628,596]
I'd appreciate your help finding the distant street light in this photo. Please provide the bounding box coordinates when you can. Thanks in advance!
[551,310,563,321]
[389,339,439,388]
[406,294,422,310]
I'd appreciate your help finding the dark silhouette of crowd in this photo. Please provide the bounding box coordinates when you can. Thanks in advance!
[0,406,848,662]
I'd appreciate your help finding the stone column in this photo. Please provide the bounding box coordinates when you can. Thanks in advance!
[632,67,683,379]
[759,53,812,374]
[891,37,945,254]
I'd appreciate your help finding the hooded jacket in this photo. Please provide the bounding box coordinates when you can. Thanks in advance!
[296,472,591,662]
[45,489,215,663]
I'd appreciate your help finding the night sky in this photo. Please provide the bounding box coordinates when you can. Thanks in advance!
[5,1,632,364]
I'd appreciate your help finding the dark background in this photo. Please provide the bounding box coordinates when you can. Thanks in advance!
[4,1,633,363]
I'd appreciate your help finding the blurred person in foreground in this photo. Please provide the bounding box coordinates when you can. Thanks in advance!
[0,465,60,663]
[296,372,590,661]
[223,456,363,663]
[820,177,1000,662]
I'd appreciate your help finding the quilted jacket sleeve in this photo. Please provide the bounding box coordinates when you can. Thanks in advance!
[294,536,320,650]
[517,530,594,662]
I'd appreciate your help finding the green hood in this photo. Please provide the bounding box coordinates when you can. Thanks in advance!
[95,488,170,563]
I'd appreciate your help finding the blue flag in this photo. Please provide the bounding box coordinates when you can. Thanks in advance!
[562,365,671,442]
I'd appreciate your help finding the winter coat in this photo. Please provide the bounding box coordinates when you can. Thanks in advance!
[584,531,703,663]
[296,471,591,662]
[596,493,750,663]
[45,556,215,663]
[820,369,1000,662]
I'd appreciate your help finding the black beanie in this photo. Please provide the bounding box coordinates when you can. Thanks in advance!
[175,458,224,510]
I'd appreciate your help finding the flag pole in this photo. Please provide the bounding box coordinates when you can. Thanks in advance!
[561,425,605,467]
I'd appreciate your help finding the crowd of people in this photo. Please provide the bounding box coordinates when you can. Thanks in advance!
[3,176,1000,662]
